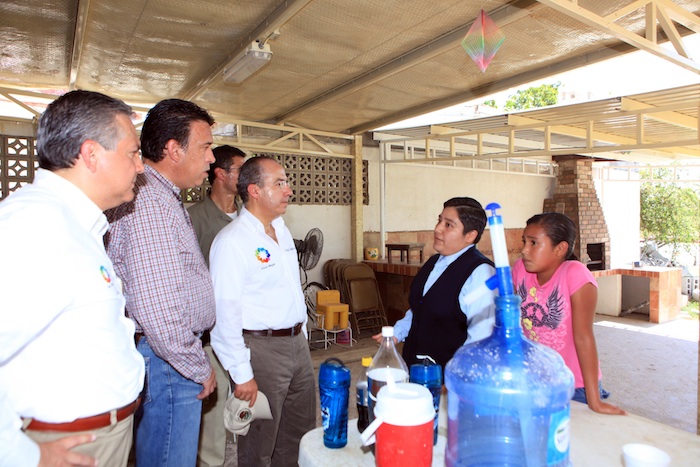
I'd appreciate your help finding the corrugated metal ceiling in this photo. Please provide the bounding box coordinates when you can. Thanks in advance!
[0,0,698,136]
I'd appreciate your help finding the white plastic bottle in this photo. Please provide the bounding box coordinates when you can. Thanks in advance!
[367,326,408,425]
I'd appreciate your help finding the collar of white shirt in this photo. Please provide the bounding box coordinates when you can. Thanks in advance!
[238,206,285,235]
[34,168,108,239]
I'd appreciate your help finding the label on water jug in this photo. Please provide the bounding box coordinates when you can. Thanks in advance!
[546,407,570,465]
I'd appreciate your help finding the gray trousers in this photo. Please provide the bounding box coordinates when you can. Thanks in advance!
[238,332,316,467]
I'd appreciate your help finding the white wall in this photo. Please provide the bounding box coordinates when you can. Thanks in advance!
[284,204,350,285]
[594,171,641,268]
[363,157,556,232]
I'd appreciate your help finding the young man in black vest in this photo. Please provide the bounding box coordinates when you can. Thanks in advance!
[374,197,496,370]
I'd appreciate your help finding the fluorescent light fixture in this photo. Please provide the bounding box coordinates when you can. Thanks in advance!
[223,41,273,85]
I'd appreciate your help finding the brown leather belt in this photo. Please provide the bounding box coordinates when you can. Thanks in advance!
[243,322,303,337]
[25,398,141,432]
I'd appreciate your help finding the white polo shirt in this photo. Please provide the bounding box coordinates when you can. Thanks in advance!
[0,169,145,465]
[210,207,306,384]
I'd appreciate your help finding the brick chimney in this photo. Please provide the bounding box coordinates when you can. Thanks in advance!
[543,156,610,271]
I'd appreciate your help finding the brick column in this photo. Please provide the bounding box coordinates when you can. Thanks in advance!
[544,156,610,269]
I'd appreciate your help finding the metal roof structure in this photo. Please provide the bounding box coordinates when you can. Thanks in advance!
[0,0,698,137]
[373,83,700,164]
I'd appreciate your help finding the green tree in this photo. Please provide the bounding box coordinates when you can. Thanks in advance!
[504,82,560,111]
[640,170,700,260]
[482,99,497,108]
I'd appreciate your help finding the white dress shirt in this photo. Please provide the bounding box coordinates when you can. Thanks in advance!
[393,244,496,344]
[210,207,307,385]
[0,169,145,465]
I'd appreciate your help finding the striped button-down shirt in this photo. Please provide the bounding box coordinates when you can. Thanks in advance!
[106,164,215,383]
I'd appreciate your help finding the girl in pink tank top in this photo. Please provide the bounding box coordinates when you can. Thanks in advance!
[513,212,626,416]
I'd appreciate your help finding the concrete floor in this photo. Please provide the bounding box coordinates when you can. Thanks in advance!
[222,312,700,465]
[593,312,699,433]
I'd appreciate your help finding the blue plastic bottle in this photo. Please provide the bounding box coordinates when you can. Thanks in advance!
[319,357,351,448]
[444,203,575,466]
[409,355,442,445]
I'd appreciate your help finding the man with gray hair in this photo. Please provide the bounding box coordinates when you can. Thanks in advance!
[0,90,145,466]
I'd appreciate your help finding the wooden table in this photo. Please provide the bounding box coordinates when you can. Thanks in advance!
[385,242,424,264]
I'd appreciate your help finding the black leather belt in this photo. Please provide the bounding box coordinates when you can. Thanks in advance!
[135,332,206,344]
[201,330,211,346]
[243,322,303,337]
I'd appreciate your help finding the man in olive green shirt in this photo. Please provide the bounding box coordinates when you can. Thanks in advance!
[188,145,245,467]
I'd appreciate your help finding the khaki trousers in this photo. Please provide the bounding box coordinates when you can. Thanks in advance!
[197,343,231,467]
[25,413,134,467]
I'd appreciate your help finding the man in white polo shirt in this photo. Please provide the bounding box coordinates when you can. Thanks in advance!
[0,90,145,466]
[210,155,315,466]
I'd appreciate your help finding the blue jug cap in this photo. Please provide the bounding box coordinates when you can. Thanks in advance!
[319,357,351,386]
[409,355,442,384]
[416,355,437,366]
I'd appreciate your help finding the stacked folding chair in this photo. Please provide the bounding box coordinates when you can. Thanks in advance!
[343,262,389,337]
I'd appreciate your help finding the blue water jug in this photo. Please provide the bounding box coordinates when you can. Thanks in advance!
[319,357,351,448]
[445,294,575,466]
[409,355,442,445]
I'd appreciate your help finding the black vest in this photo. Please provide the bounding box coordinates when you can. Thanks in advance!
[402,247,493,371]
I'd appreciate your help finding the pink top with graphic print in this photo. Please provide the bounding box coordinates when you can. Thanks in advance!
[512,258,601,388]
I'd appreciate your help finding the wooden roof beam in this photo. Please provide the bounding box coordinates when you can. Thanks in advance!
[69,0,91,90]
[621,97,698,130]
[536,0,700,73]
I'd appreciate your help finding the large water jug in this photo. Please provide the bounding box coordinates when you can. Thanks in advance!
[444,293,574,466]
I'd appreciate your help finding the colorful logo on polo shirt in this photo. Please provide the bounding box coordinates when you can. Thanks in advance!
[255,247,271,263]
[100,265,112,283]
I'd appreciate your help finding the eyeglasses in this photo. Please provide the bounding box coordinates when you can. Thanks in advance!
[257,179,289,189]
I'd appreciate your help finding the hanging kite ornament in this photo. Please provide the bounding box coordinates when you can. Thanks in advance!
[461,9,505,72]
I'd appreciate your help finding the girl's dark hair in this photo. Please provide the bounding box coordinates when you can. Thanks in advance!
[526,212,578,260]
